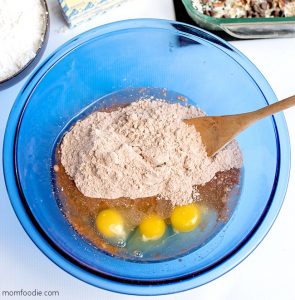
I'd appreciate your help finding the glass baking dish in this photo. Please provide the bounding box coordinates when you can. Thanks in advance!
[182,0,295,38]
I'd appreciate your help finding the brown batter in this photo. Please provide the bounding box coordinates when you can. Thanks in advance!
[53,102,241,257]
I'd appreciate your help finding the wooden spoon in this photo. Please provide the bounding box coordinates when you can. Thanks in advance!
[184,95,295,157]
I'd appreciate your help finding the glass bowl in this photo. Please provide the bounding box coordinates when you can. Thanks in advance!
[0,0,50,91]
[3,19,290,295]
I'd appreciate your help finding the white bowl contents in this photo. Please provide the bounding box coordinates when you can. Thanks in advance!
[0,0,47,82]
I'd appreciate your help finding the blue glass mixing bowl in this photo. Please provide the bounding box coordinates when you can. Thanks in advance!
[3,19,290,295]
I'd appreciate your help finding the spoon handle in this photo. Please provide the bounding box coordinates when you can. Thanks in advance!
[247,95,295,122]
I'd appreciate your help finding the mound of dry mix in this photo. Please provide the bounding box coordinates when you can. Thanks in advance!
[60,100,242,206]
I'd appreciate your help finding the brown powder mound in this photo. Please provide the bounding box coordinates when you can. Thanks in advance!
[60,100,242,206]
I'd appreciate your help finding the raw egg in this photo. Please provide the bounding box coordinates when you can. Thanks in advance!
[171,203,202,232]
[139,214,166,241]
[96,208,126,240]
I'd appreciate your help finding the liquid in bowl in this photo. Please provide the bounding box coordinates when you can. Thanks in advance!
[52,88,243,262]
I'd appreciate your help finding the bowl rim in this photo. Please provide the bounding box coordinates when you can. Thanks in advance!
[0,0,50,86]
[3,18,291,295]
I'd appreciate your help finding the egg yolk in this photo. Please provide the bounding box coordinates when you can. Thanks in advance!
[171,203,202,232]
[96,209,125,239]
[139,214,166,241]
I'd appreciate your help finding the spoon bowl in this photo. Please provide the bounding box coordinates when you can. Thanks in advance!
[185,95,295,156]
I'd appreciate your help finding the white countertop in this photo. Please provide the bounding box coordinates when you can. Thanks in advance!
[0,1,295,299]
